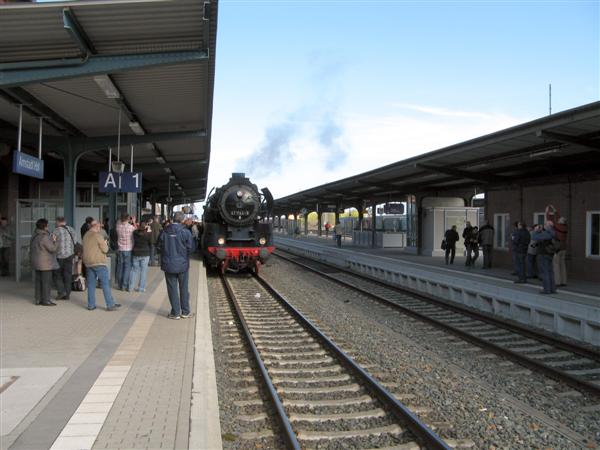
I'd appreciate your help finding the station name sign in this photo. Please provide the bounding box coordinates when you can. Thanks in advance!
[12,151,44,179]
[99,172,142,193]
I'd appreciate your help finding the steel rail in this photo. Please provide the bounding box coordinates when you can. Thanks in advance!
[273,251,600,397]
[219,274,301,450]
[253,273,452,450]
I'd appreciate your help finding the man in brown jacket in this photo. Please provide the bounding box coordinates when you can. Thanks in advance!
[83,219,120,311]
[30,218,58,306]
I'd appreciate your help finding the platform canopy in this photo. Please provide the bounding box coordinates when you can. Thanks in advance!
[274,101,600,213]
[0,0,218,204]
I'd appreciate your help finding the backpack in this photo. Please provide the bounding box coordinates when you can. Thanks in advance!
[542,238,561,255]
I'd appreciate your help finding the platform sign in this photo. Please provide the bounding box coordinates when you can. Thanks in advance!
[322,204,339,213]
[99,172,142,193]
[12,151,44,179]
[384,203,405,214]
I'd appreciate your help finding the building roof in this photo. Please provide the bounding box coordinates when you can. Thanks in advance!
[274,101,600,213]
[0,0,218,203]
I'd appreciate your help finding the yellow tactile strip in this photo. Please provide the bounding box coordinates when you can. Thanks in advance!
[49,280,167,450]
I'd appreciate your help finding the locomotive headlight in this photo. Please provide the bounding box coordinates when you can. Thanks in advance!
[236,190,243,198]
[217,237,225,245]
[259,237,267,245]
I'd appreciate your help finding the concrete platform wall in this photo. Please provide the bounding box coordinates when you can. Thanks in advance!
[276,238,600,346]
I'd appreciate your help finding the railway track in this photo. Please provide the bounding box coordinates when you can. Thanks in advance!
[273,250,600,397]
[218,272,452,449]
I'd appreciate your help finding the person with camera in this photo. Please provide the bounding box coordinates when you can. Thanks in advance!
[52,216,78,300]
[83,219,121,311]
[129,221,152,292]
[30,218,59,306]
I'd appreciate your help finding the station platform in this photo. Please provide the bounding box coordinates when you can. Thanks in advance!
[0,260,221,450]
[274,232,600,347]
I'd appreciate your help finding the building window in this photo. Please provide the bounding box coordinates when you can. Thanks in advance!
[533,212,545,226]
[494,213,509,249]
[587,211,600,258]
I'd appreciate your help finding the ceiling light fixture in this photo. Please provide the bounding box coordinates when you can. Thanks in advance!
[129,121,144,135]
[155,156,166,164]
[93,75,120,99]
[163,167,172,174]
[530,148,560,158]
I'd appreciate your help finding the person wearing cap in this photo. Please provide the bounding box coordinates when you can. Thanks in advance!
[82,219,121,311]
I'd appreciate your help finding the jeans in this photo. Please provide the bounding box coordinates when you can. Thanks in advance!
[553,250,567,285]
[538,255,556,293]
[54,255,74,298]
[129,256,150,291]
[527,253,537,278]
[34,270,53,304]
[87,265,116,309]
[0,247,9,275]
[482,245,492,268]
[165,271,190,316]
[117,250,132,290]
[150,244,157,264]
[336,235,342,247]
[515,252,527,282]
[445,246,456,264]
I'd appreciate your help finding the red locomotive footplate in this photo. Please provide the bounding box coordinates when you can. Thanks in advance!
[207,246,275,258]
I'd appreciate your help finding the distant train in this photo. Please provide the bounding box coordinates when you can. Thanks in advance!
[201,173,274,273]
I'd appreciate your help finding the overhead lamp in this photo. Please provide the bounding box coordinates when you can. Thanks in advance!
[177,185,182,190]
[129,121,144,135]
[112,161,125,173]
[530,148,560,158]
[170,175,176,180]
[163,167,172,174]
[155,156,166,164]
[93,75,120,99]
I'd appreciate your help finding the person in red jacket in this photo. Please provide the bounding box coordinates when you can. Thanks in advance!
[545,205,568,287]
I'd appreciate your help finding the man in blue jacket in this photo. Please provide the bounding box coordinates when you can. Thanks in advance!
[158,211,194,319]
[531,221,557,295]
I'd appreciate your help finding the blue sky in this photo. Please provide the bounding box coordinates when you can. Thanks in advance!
[209,0,599,200]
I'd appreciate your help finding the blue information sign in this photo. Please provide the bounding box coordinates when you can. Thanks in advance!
[12,151,44,179]
[99,172,142,193]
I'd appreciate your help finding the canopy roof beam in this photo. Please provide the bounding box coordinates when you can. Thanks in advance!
[416,163,507,183]
[0,50,209,88]
[536,130,600,152]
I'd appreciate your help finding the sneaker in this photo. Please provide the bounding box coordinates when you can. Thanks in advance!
[181,312,194,319]
[168,313,181,320]
[87,306,96,311]
[106,303,122,311]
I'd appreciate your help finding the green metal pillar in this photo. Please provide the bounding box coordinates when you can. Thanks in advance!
[108,193,118,228]
[63,149,76,227]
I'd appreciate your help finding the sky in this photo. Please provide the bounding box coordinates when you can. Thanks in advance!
[207,0,599,204]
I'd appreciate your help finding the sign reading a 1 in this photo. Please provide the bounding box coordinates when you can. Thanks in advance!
[99,172,142,193]
[12,151,44,179]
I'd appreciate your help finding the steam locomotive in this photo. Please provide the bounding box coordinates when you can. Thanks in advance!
[201,173,274,273]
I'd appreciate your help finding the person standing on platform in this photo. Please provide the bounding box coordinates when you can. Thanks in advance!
[444,225,459,265]
[52,217,76,300]
[510,220,520,275]
[546,204,568,287]
[532,221,557,294]
[116,213,136,290]
[159,211,194,320]
[0,216,13,276]
[150,216,162,266]
[83,219,120,311]
[129,221,152,292]
[334,222,343,248]
[324,222,331,237]
[30,218,58,306]
[81,216,93,239]
[527,225,540,279]
[478,220,494,269]
[513,221,530,284]
[462,221,474,266]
